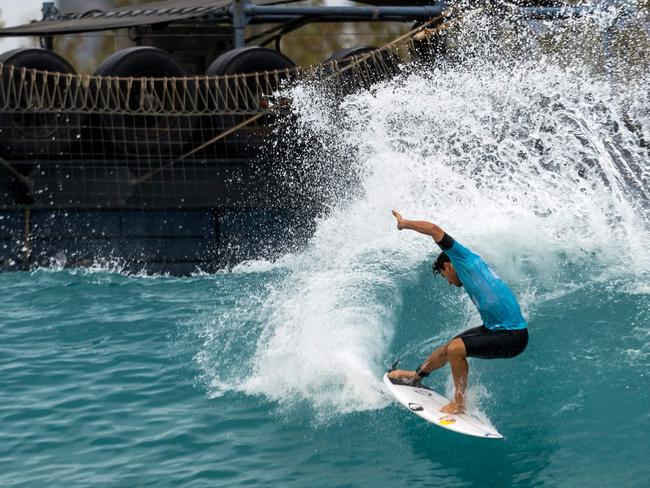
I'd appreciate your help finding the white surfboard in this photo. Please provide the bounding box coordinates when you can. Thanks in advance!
[383,373,503,439]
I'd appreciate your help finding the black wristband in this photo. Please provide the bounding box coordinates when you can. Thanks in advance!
[415,365,430,378]
[437,233,454,251]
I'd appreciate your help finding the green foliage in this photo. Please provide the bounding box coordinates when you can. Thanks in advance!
[280,20,410,67]
[55,0,160,73]
[54,0,413,73]
[49,0,650,78]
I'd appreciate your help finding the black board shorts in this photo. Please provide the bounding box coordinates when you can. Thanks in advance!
[453,325,528,359]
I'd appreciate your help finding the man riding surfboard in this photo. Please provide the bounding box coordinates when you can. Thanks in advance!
[388,210,529,414]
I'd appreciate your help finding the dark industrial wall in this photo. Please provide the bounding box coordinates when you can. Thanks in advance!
[0,207,317,275]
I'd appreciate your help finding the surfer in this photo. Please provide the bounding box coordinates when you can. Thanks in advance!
[388,210,528,414]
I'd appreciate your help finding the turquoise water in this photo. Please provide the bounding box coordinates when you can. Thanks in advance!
[2,11,650,488]
[2,264,648,486]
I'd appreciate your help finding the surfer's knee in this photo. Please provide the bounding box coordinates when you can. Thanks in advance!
[447,338,467,360]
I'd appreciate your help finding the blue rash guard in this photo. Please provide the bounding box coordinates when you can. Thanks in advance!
[438,234,527,331]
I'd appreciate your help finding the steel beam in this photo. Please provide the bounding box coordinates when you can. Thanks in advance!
[242,4,448,20]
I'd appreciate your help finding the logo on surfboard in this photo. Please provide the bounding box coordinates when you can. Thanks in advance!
[439,416,457,425]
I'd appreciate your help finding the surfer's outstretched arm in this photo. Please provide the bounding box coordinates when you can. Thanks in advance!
[391,210,445,243]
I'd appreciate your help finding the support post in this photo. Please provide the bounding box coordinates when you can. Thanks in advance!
[41,2,55,50]
[232,0,249,48]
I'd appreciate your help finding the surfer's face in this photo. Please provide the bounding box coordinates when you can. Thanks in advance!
[441,262,462,287]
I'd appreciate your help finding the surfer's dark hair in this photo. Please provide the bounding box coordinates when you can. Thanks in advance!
[432,252,451,275]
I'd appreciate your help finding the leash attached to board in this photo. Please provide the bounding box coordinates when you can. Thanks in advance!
[387,358,400,373]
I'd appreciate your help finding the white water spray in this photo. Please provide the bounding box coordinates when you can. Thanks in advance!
[199,12,650,417]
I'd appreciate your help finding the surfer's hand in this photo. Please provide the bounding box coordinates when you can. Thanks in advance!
[392,210,405,230]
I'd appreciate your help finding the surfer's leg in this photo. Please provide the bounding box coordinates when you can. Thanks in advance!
[441,338,468,414]
[420,343,450,372]
[388,343,449,384]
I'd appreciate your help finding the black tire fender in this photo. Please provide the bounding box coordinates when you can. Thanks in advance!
[206,46,295,76]
[323,45,398,91]
[205,47,296,157]
[93,46,194,158]
[324,46,377,65]
[0,48,80,159]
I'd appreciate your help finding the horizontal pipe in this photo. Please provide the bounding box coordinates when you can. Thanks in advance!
[0,4,613,38]
[243,15,438,24]
[187,5,606,25]
[241,4,448,20]
[161,14,430,25]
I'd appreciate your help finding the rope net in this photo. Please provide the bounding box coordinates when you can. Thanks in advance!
[0,16,451,209]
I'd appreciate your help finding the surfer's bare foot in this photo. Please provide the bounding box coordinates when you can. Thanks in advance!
[440,400,465,414]
[388,369,420,385]
[391,210,405,230]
